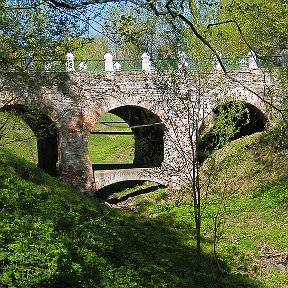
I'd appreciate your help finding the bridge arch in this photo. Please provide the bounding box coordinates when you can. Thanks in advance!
[202,100,266,135]
[213,101,266,138]
[0,104,58,176]
[93,169,167,196]
[87,105,166,191]
[200,101,266,160]
[89,105,165,169]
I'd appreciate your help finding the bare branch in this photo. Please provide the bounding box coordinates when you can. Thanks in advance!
[44,0,123,9]
[146,0,168,16]
[177,13,227,73]
[207,20,254,51]
[144,0,227,73]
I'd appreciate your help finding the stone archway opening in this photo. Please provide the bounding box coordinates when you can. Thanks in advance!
[0,104,58,176]
[89,105,165,170]
[88,112,135,169]
[214,102,266,139]
[199,101,266,161]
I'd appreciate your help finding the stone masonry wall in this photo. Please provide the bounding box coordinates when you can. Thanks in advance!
[0,69,277,192]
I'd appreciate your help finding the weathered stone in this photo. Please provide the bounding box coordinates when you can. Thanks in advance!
[0,69,278,194]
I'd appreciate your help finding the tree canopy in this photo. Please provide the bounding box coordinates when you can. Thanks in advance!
[1,0,287,70]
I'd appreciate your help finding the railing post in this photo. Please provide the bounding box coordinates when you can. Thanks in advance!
[247,50,258,69]
[104,53,114,72]
[177,50,188,70]
[141,53,151,71]
[66,52,75,72]
[79,60,88,72]
[239,57,248,68]
[113,61,121,71]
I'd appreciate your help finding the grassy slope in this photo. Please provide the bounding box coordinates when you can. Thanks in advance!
[0,111,134,165]
[1,112,287,287]
[109,133,288,288]
[0,147,263,288]
[0,112,37,163]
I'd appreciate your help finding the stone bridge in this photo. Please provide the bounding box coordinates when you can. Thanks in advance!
[0,68,277,194]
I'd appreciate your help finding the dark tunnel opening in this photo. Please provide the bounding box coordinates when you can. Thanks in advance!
[1,104,58,176]
[90,105,165,170]
[199,102,266,162]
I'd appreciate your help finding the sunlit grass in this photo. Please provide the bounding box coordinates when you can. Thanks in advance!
[1,112,287,287]
[88,113,134,164]
[0,112,37,163]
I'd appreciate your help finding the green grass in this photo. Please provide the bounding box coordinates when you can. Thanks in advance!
[106,133,288,288]
[1,112,287,287]
[0,112,134,165]
[0,112,37,163]
[0,147,266,288]
[88,113,134,164]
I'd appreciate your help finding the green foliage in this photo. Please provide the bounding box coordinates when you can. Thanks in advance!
[199,101,250,161]
[214,0,288,56]
[0,0,84,76]
[260,117,288,150]
[104,5,177,61]
[72,36,109,60]
[211,101,250,147]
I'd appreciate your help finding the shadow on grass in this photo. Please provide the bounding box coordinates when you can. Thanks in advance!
[95,180,147,200]
[103,182,165,204]
[53,205,266,288]
[0,148,265,288]
[0,147,55,184]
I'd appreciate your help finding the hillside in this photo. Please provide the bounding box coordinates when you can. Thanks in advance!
[0,120,287,287]
[106,132,288,288]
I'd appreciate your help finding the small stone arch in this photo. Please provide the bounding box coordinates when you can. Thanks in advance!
[94,170,167,195]
[0,104,58,176]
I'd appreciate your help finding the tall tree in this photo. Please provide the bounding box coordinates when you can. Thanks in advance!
[213,0,288,57]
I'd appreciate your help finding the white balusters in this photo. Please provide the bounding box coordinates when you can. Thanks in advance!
[141,53,151,71]
[79,61,88,72]
[64,50,261,73]
[113,61,121,71]
[239,57,248,68]
[178,50,188,70]
[104,53,114,72]
[247,50,258,69]
[213,52,223,71]
[66,52,75,72]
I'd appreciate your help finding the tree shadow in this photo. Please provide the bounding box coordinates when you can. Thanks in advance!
[49,202,265,288]
[104,183,165,204]
[0,148,266,288]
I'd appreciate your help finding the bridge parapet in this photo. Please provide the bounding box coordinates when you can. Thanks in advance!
[9,49,287,74]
